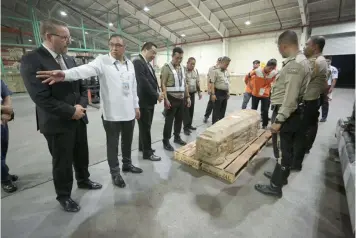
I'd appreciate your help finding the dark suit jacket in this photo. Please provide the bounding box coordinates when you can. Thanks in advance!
[133,54,159,108]
[20,45,88,135]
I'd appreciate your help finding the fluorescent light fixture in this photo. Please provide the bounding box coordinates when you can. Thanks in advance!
[60,11,67,16]
[143,6,149,12]
[109,22,113,26]
[245,20,251,25]
[181,34,186,37]
[85,32,88,35]
[28,39,32,42]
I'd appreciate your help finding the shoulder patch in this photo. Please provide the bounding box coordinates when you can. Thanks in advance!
[287,68,299,74]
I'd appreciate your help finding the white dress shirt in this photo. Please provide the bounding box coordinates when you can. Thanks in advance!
[62,54,139,121]
[327,65,338,85]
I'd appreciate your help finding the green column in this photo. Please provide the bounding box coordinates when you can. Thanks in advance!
[166,40,170,63]
[81,16,87,49]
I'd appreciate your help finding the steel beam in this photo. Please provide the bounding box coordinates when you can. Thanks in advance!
[298,0,309,25]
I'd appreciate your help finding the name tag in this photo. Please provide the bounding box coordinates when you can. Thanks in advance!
[121,72,131,96]
[259,88,265,96]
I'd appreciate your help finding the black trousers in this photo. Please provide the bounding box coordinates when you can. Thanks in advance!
[44,121,90,200]
[212,89,228,124]
[138,106,154,157]
[163,94,184,140]
[251,96,270,127]
[271,106,280,159]
[102,118,135,176]
[320,86,330,119]
[183,92,196,130]
[204,98,213,118]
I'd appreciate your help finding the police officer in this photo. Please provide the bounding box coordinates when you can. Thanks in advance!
[161,47,191,151]
[210,56,231,124]
[300,36,328,158]
[183,57,202,135]
[203,57,221,123]
[255,30,311,198]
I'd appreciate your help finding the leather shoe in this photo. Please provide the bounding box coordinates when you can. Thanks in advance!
[143,154,161,161]
[122,164,143,173]
[163,141,174,151]
[174,137,187,146]
[112,174,126,188]
[184,130,191,135]
[78,180,102,190]
[58,198,80,212]
[189,126,197,130]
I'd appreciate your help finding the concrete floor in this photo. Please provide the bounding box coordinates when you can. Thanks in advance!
[1,89,354,238]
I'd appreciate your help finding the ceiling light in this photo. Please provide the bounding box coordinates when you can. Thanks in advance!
[109,22,113,26]
[143,6,149,12]
[181,34,186,37]
[60,11,67,16]
[245,20,251,25]
[85,32,88,35]
[28,39,32,42]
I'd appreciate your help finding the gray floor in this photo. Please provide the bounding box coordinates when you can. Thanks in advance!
[2,89,354,238]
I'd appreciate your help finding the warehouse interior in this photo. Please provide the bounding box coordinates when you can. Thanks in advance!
[1,0,355,237]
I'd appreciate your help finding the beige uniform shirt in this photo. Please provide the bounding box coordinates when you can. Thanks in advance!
[161,63,186,99]
[210,68,230,91]
[185,67,200,93]
[271,51,311,122]
[304,54,328,100]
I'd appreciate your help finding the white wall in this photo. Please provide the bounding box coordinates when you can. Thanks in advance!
[155,29,302,75]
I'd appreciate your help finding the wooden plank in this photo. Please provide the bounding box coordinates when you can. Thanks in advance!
[174,141,201,169]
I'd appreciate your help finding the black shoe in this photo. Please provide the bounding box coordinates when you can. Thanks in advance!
[78,180,102,190]
[163,141,174,151]
[143,154,161,161]
[174,137,187,146]
[122,164,143,173]
[184,129,191,136]
[189,126,197,130]
[264,171,287,185]
[1,181,17,193]
[112,174,126,188]
[58,198,80,212]
[291,165,302,171]
[9,174,18,182]
[203,117,208,123]
[254,183,282,198]
[320,118,327,122]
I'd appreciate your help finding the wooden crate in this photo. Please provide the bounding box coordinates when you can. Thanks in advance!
[201,130,272,183]
[174,141,201,169]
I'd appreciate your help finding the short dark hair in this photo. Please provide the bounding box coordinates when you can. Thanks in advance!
[108,34,123,42]
[325,55,332,61]
[278,30,299,46]
[172,47,183,56]
[141,42,157,51]
[188,57,196,62]
[266,59,277,67]
[221,56,231,63]
[310,36,326,52]
[40,19,67,41]
[253,60,260,64]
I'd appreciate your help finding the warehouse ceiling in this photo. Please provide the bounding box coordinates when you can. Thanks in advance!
[1,0,355,52]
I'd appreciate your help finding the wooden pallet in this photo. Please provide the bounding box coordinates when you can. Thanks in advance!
[174,141,201,169]
[201,129,272,183]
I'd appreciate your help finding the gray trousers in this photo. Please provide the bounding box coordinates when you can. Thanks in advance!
[102,118,135,176]
[241,92,252,109]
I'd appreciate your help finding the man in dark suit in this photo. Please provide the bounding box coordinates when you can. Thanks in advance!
[20,19,102,213]
[133,42,163,161]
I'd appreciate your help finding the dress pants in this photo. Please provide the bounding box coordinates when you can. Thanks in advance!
[1,124,10,182]
[241,92,252,109]
[204,99,213,119]
[320,86,330,119]
[44,120,90,200]
[102,118,135,176]
[270,106,280,159]
[163,94,184,140]
[138,106,154,157]
[212,89,228,124]
[183,92,196,130]
[251,96,270,127]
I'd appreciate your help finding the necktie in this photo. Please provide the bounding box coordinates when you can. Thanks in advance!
[147,63,154,75]
[56,55,68,70]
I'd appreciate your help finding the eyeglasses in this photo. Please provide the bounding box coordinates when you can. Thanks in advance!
[109,43,126,49]
[50,34,72,42]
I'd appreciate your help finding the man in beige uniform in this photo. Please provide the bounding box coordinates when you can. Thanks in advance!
[203,57,221,123]
[210,56,231,124]
[183,57,202,135]
[161,47,191,151]
[255,30,311,198]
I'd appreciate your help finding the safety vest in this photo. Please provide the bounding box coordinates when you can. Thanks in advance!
[166,63,186,92]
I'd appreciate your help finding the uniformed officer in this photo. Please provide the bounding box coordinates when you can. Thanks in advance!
[255,30,311,198]
[210,56,231,124]
[203,57,221,123]
[300,36,328,158]
[161,47,191,151]
[183,57,202,135]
